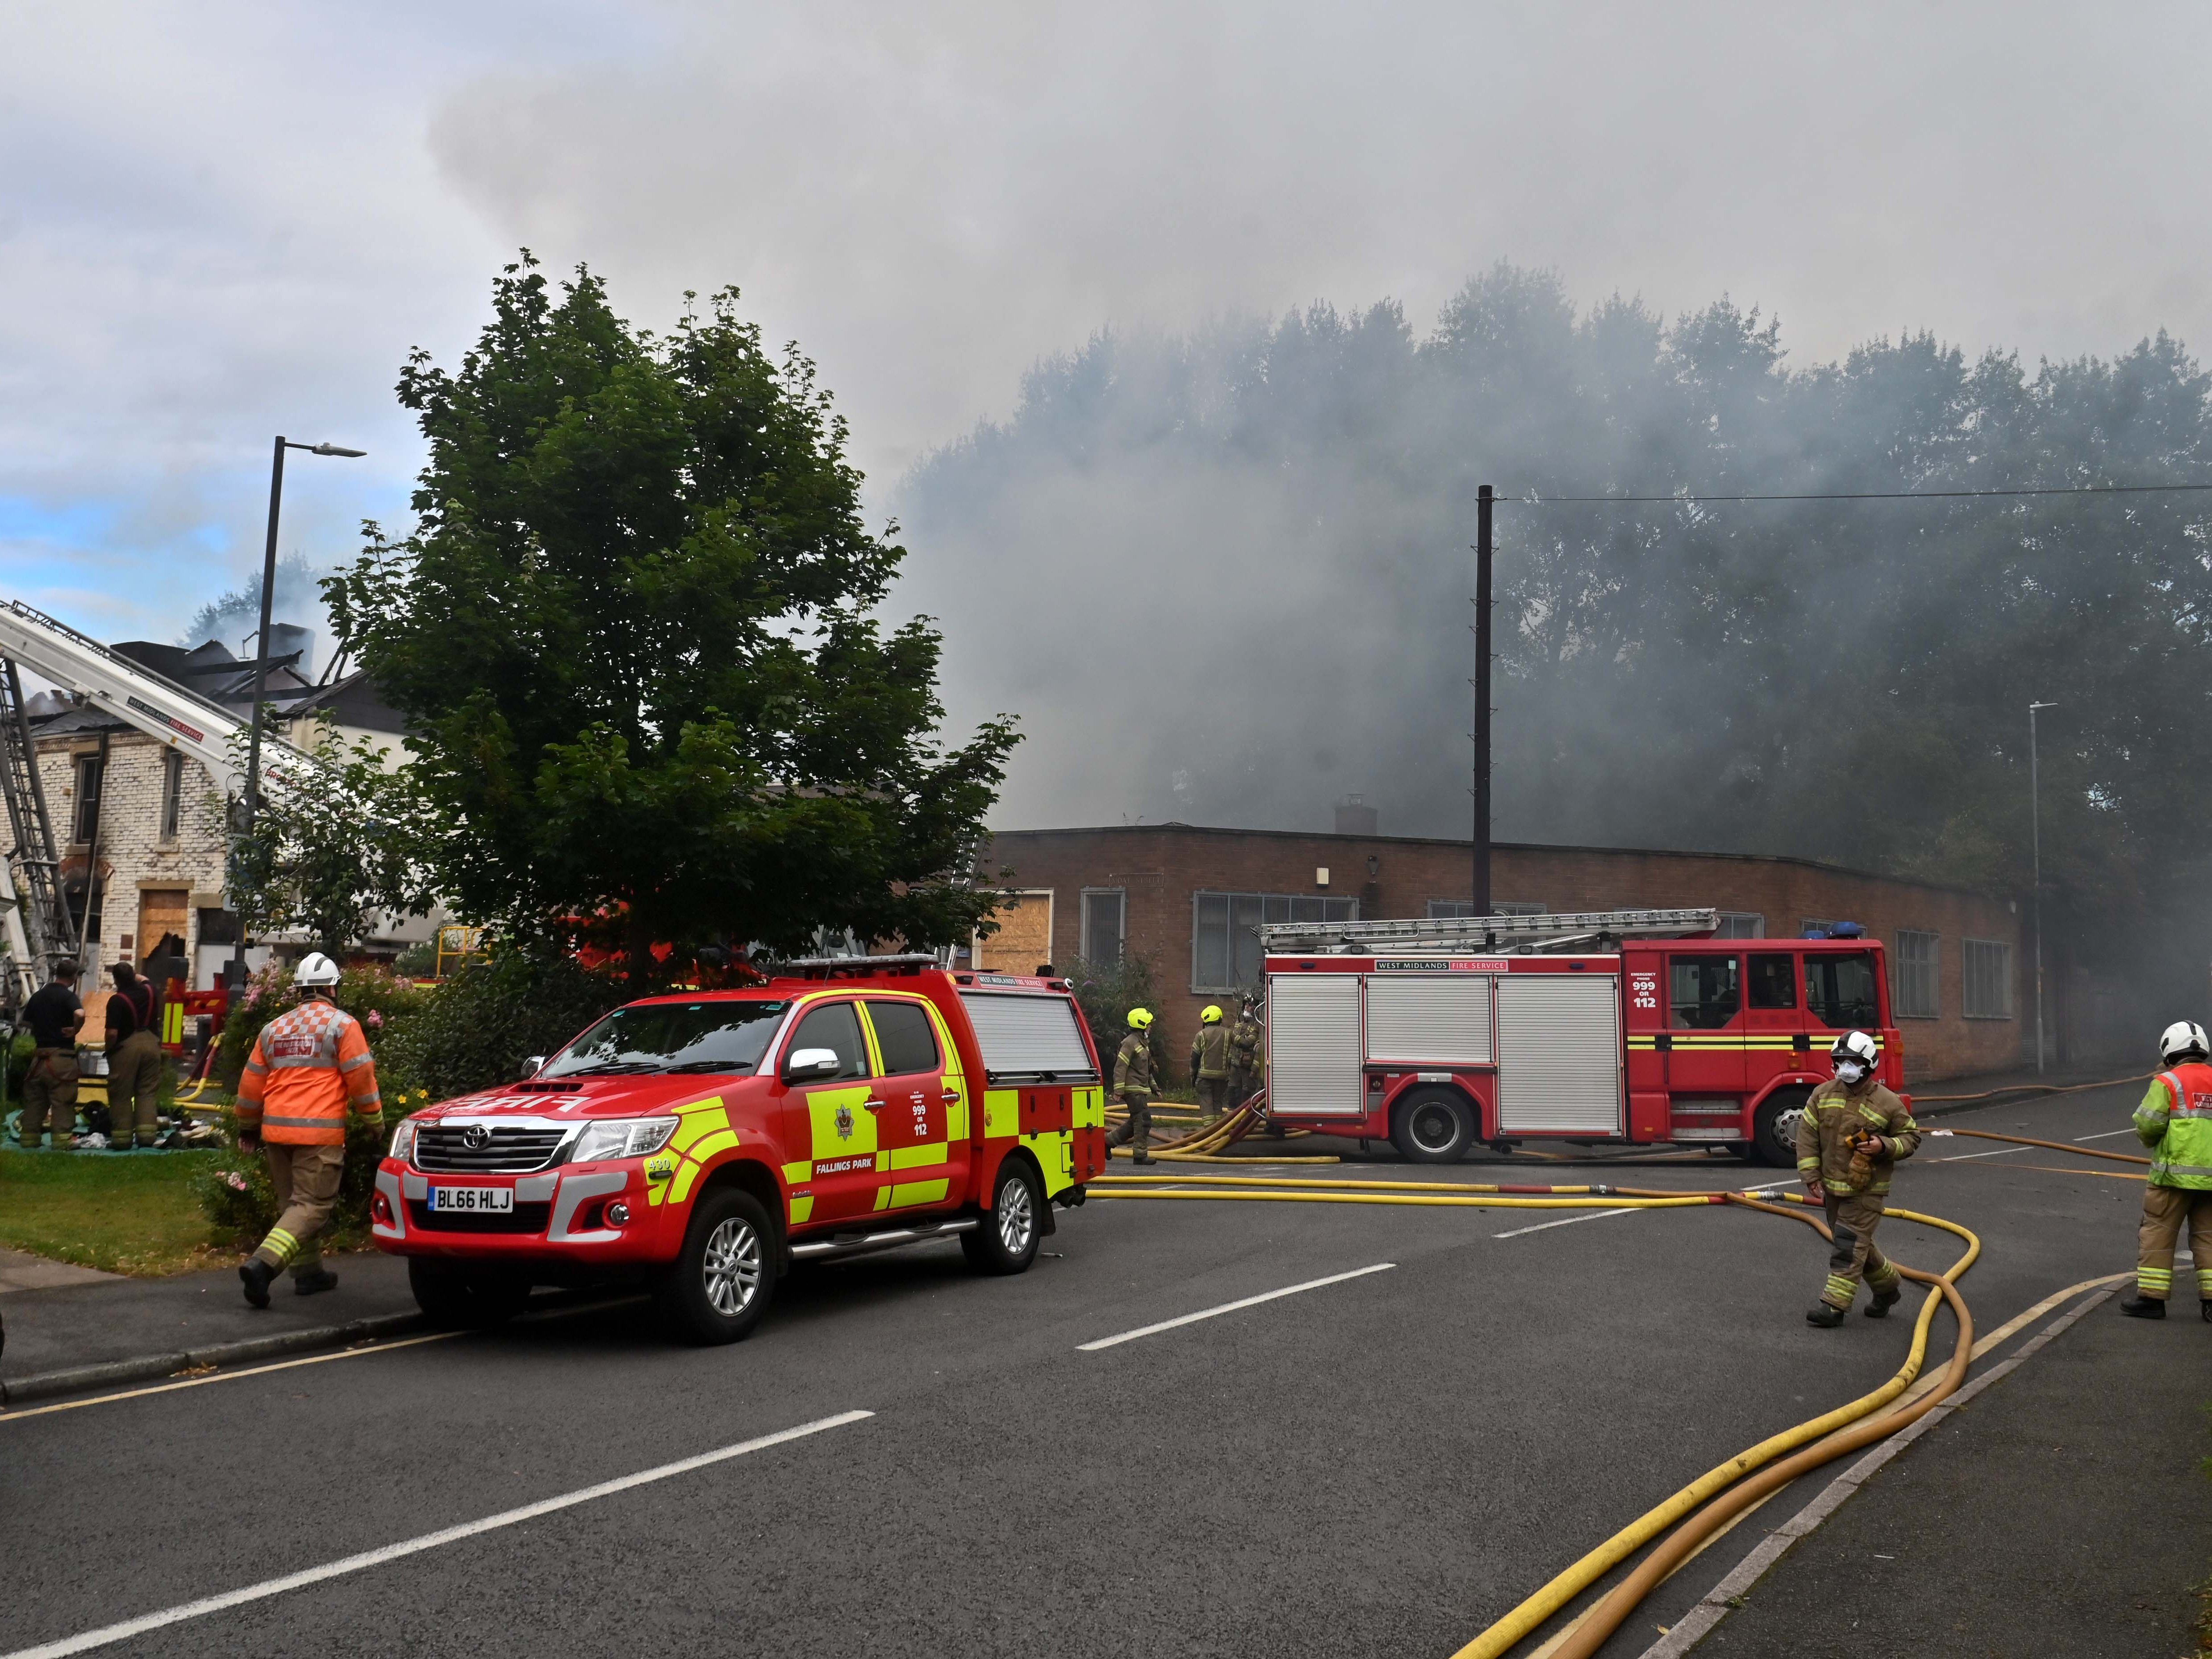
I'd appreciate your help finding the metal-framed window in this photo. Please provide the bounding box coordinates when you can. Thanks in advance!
[1080,888,1125,965]
[1715,912,1764,939]
[1801,918,1834,938]
[1894,929,1939,1018]
[1425,898,1547,919]
[159,749,186,842]
[1963,938,2014,1019]
[1194,891,1357,992]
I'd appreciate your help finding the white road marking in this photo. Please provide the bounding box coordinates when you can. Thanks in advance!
[1937,1145,2026,1162]
[1494,1208,1638,1239]
[0,1410,873,1659]
[2073,1128,2137,1142]
[1078,1263,1395,1351]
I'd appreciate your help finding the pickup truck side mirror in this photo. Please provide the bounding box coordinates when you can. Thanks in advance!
[521,1055,546,1078]
[782,1047,842,1084]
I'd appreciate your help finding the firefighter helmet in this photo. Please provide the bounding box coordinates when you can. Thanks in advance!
[293,952,341,990]
[1830,1029,1879,1079]
[2158,1020,2209,1066]
[1127,1007,1153,1030]
[1201,1005,1223,1024]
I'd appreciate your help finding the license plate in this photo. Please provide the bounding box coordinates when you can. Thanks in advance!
[429,1186,514,1213]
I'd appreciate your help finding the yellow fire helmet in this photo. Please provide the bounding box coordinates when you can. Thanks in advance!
[1201,1005,1224,1024]
[1127,1007,1154,1030]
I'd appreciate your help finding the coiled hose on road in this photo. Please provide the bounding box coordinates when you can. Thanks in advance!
[1087,1167,1981,1658]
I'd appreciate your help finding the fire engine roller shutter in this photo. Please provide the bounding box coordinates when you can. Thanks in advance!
[1363,973,1494,1064]
[957,992,1100,1083]
[1495,974,1624,1134]
[1266,972,1363,1116]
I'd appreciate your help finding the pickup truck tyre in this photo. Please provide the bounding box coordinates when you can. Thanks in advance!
[962,1159,1042,1276]
[655,1188,775,1345]
[408,1259,530,1330]
[1391,1088,1475,1164]
[1751,1089,1812,1168]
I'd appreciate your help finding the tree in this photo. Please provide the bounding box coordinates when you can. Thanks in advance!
[327,256,1018,983]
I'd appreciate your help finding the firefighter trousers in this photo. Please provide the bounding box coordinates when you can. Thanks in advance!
[1197,1076,1229,1114]
[1109,1091,1153,1157]
[2135,1184,2212,1302]
[1227,1067,1255,1108]
[1820,1194,1901,1310]
[253,1142,346,1276]
[17,1049,78,1145]
[108,1030,166,1147]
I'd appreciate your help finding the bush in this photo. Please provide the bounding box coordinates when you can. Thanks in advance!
[215,962,429,1089]
[189,1105,402,1252]
[378,950,629,1100]
[1064,953,1173,1084]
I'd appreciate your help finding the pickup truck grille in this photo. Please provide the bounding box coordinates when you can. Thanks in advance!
[413,1125,569,1174]
[406,1201,552,1235]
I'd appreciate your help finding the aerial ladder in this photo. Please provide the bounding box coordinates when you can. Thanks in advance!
[1259,906,1721,957]
[0,597,334,994]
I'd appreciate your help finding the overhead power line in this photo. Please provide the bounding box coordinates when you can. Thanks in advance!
[1507,482,2212,504]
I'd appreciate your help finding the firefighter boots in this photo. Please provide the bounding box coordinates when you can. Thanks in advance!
[1805,1303,1847,1328]
[239,1258,276,1309]
[2118,1291,2166,1319]
[1865,1286,1902,1319]
[294,1267,340,1297]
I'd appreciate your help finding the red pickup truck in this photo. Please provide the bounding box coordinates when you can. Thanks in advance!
[372,957,1107,1343]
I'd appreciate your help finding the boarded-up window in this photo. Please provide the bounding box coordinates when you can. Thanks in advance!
[973,890,1053,973]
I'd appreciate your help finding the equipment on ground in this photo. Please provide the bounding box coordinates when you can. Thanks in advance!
[2158,1020,2208,1065]
[373,961,1105,1344]
[1258,907,1905,1166]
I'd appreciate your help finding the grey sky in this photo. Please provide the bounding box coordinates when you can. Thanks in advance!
[4,1,2207,768]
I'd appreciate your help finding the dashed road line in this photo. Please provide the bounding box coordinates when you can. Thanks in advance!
[1078,1262,1396,1351]
[1494,1208,1637,1239]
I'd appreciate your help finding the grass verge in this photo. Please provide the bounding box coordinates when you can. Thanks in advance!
[0,1149,227,1276]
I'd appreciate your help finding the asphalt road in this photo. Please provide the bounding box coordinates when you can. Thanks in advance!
[1,1080,2202,1659]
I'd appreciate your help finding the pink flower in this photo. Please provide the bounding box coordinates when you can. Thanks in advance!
[226,1171,247,1191]
[365,1009,384,1029]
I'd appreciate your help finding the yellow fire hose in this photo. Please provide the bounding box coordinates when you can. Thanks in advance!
[1085,1169,1980,1658]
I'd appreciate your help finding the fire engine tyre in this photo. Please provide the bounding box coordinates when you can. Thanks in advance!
[408,1259,531,1330]
[1391,1088,1476,1164]
[962,1159,1042,1276]
[1750,1089,1812,1167]
[655,1188,775,1346]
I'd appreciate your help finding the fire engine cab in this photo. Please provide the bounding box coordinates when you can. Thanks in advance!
[372,957,1107,1344]
[1259,908,1904,1166]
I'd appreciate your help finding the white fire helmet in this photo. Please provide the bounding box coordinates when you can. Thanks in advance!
[1830,1029,1880,1084]
[2157,1020,2209,1066]
[293,952,342,990]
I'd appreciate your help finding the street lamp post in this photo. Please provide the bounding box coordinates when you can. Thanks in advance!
[2028,699,2057,1074]
[226,436,365,988]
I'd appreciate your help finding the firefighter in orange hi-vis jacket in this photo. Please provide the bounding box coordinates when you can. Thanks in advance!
[236,953,383,1307]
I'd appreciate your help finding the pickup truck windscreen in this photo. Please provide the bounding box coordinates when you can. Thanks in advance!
[541,1000,789,1078]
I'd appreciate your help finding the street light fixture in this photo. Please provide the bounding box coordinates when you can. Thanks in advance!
[2028,699,2057,1074]
[226,436,366,988]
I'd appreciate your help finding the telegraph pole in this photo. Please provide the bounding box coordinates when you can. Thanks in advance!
[2028,699,2056,1073]
[1472,483,1494,918]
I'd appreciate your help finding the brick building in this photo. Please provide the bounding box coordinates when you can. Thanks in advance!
[976,823,2029,1083]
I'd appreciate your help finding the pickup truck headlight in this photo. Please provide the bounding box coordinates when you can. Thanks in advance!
[570,1117,680,1164]
[389,1119,419,1165]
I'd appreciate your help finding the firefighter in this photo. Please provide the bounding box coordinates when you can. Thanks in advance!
[2118,1020,2212,1320]
[103,985,167,1151]
[1190,1004,1232,1114]
[15,960,85,1149]
[1108,1007,1157,1166]
[236,953,383,1306]
[1797,1029,1921,1327]
[1229,997,1263,1106]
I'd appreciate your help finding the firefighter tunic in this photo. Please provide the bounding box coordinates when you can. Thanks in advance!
[1795,1078,1921,1311]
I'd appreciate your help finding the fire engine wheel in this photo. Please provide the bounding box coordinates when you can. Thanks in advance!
[408,1259,531,1330]
[1750,1089,1812,1167]
[1391,1088,1476,1164]
[655,1188,775,1345]
[962,1159,1042,1276]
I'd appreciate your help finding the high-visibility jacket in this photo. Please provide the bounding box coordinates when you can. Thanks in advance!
[2134,1064,2212,1191]
[1190,1023,1232,1081]
[1795,1078,1920,1197]
[237,1000,383,1146]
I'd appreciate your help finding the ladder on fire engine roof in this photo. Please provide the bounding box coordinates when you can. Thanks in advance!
[1259,907,1721,956]
[0,658,64,992]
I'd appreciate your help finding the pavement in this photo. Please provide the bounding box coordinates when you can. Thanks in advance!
[0,1071,2202,1658]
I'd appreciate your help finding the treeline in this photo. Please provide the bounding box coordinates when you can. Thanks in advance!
[902,263,2212,985]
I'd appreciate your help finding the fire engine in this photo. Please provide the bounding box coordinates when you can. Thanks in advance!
[1259,908,1904,1166]
[372,957,1107,1343]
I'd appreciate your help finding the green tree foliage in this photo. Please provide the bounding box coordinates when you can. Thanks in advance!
[327,256,1018,981]
[1064,952,1169,1080]
[376,951,629,1099]
[906,264,2212,992]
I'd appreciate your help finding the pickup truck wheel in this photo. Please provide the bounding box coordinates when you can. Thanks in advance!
[408,1259,530,1330]
[1391,1088,1475,1163]
[1751,1090,1811,1168]
[962,1160,1042,1276]
[655,1188,774,1346]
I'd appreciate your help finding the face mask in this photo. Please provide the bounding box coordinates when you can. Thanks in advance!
[1834,1059,1867,1085]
